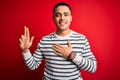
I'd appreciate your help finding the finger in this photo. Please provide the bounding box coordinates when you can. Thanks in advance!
[30,36,34,43]
[26,27,30,39]
[54,51,62,56]
[21,35,25,41]
[67,41,72,48]
[52,45,63,51]
[53,43,64,48]
[24,26,27,37]
[52,46,62,53]
[19,38,23,44]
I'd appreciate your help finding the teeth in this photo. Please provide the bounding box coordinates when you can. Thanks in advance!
[61,23,65,25]
[59,22,66,26]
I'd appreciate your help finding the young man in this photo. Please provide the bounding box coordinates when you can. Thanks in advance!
[19,2,97,80]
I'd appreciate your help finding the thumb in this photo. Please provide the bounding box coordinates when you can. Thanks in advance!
[30,36,34,43]
[67,41,72,48]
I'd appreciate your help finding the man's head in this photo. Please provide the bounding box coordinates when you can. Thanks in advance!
[53,2,72,32]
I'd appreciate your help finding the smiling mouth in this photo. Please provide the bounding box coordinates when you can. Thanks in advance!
[59,22,66,26]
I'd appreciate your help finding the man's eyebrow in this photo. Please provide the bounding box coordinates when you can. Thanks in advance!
[64,12,69,14]
[55,12,61,14]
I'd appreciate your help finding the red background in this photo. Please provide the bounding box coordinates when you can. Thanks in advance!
[0,0,120,80]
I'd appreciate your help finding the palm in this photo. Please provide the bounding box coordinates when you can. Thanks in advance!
[19,26,34,50]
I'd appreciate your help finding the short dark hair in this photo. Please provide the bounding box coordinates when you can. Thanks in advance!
[53,2,72,14]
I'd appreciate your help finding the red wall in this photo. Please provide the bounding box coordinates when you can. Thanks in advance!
[0,0,120,80]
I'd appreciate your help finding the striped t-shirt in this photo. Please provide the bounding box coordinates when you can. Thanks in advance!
[22,30,97,80]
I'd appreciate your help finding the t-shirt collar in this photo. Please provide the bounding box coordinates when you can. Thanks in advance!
[54,30,73,39]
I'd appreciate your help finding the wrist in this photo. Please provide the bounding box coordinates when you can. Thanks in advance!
[68,51,76,60]
[71,52,76,60]
[22,49,29,53]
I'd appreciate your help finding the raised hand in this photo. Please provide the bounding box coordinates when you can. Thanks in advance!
[19,26,34,52]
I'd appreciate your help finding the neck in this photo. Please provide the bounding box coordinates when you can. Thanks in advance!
[56,29,71,36]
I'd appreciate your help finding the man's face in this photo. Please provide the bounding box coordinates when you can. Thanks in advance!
[53,6,72,31]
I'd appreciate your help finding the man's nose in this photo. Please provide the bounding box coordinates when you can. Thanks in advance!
[60,15,65,20]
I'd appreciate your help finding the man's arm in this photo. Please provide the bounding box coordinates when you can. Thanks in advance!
[22,45,43,70]
[72,51,97,73]
[73,38,97,73]
[19,26,43,70]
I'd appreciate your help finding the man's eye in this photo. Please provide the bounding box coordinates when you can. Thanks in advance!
[65,14,69,16]
[64,13,70,16]
[55,14,60,17]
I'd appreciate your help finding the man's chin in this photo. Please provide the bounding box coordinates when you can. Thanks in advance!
[57,27,68,31]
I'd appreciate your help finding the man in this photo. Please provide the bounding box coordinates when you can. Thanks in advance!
[19,2,97,80]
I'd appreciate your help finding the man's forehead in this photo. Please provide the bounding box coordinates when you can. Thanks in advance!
[55,6,71,13]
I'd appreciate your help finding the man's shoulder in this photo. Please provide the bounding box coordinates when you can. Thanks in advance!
[41,32,55,40]
[71,30,86,39]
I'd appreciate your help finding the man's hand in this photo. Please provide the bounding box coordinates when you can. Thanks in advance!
[19,26,34,53]
[52,41,73,59]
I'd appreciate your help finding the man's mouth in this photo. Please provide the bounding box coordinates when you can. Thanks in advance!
[59,22,66,26]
